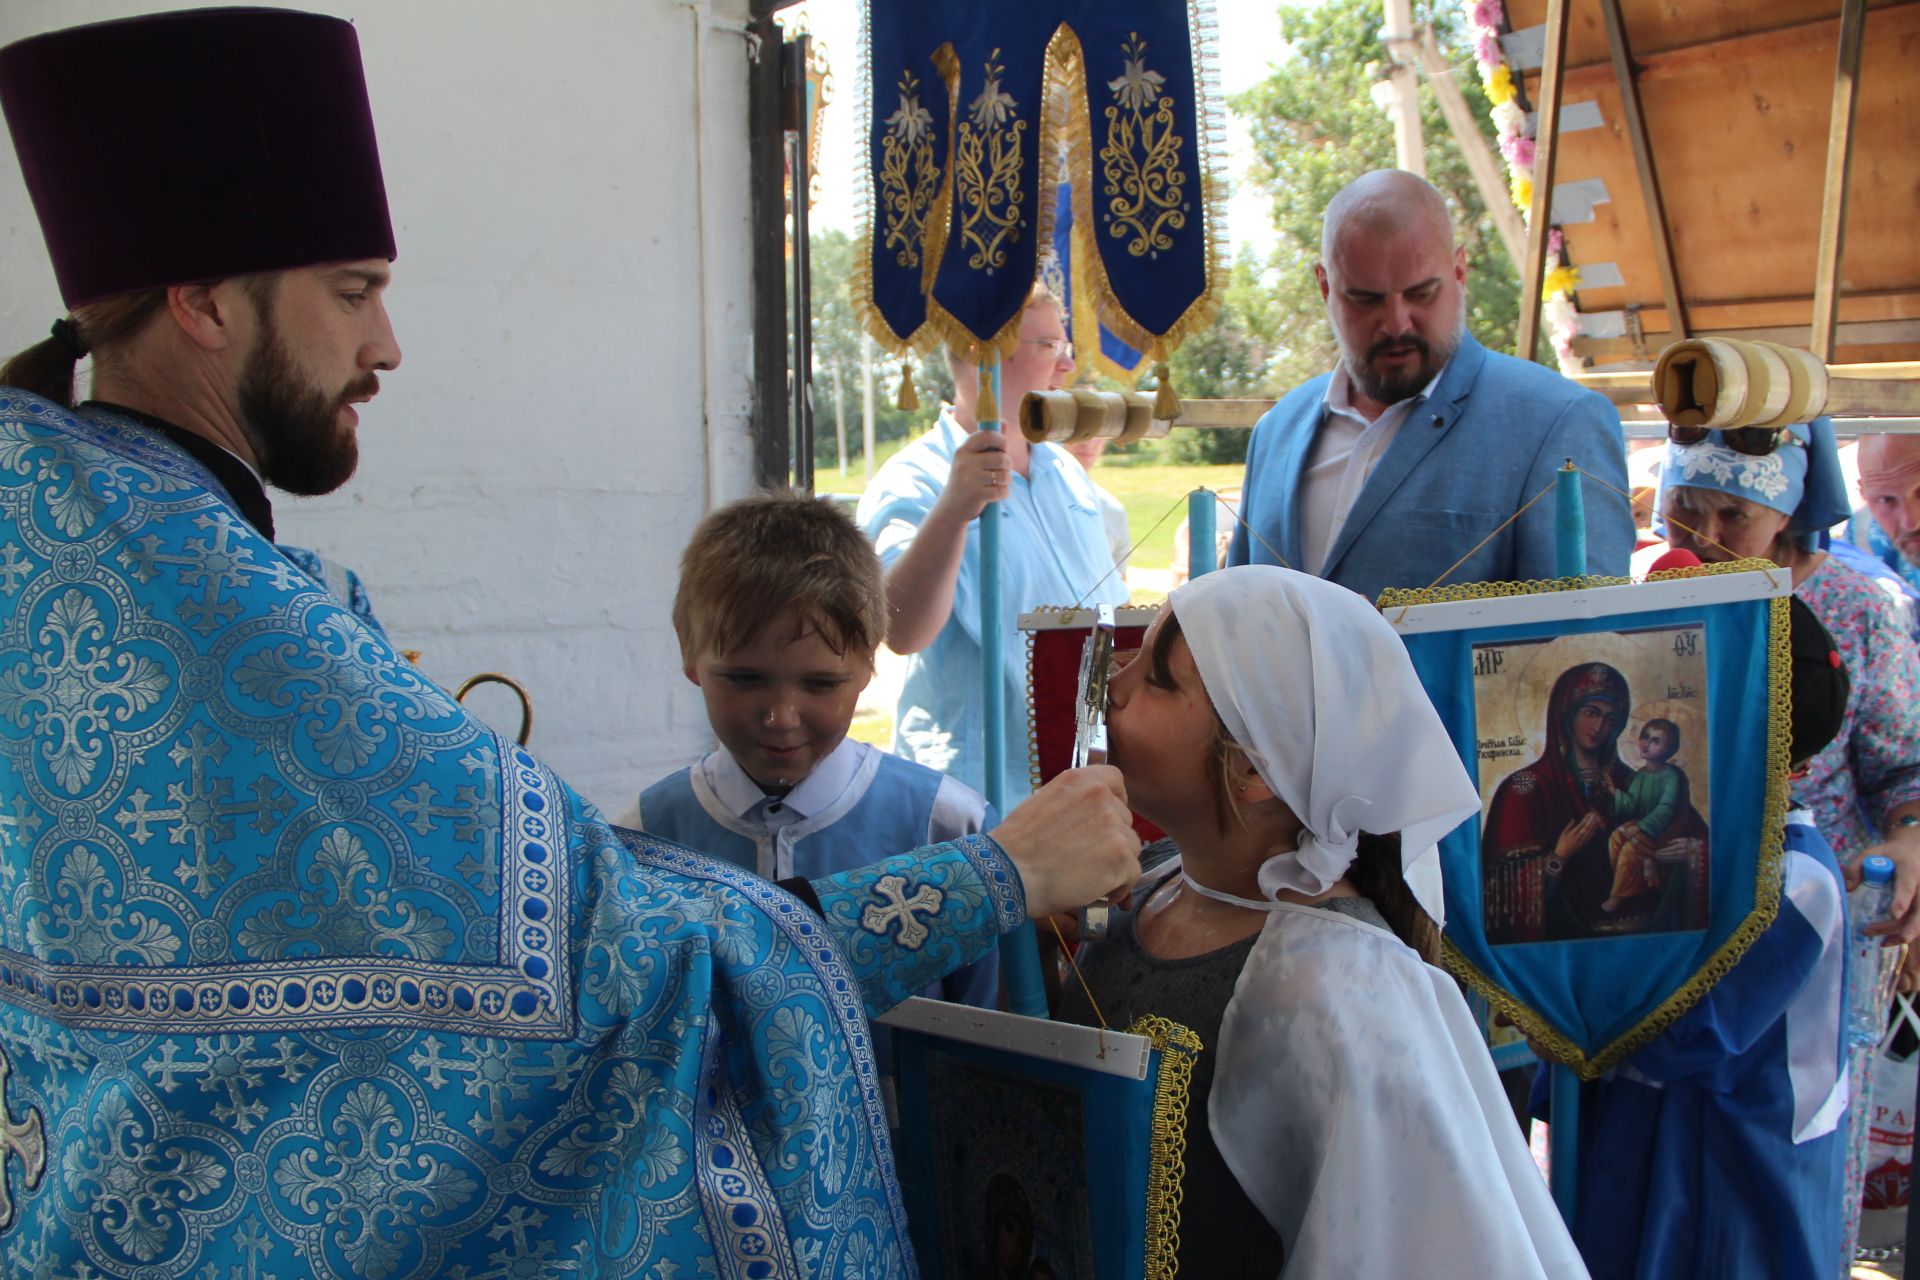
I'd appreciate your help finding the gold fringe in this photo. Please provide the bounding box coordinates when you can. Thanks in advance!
[855,10,1228,371]
[896,364,919,411]
[1054,7,1227,362]
[1126,1014,1202,1280]
[851,25,952,359]
[1429,566,1793,1080]
[921,42,962,300]
[1152,362,1181,420]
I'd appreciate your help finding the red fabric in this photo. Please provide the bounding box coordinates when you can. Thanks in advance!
[1029,625,1163,842]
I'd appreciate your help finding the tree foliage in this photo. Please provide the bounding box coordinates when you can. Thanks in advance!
[803,0,1528,476]
[806,228,947,472]
[1235,0,1522,393]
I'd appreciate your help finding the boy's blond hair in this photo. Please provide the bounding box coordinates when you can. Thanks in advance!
[672,488,888,662]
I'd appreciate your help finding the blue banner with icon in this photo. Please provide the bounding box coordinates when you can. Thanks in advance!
[1382,566,1792,1078]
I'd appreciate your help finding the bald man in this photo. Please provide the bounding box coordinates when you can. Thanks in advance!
[1852,434,1920,587]
[1834,432,1920,642]
[1228,170,1632,601]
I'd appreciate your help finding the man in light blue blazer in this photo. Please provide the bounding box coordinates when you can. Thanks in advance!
[1228,170,1632,601]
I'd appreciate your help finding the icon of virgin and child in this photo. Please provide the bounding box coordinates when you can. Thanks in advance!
[1476,641,1711,945]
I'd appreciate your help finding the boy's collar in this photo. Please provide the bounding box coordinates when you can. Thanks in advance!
[703,736,866,821]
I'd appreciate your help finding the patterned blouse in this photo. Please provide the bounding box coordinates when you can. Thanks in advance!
[1793,555,1920,860]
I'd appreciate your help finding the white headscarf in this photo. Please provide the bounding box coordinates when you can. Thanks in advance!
[1167,564,1479,923]
[1168,567,1587,1277]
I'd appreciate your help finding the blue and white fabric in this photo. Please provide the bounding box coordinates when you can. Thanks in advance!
[0,392,1027,1278]
[1538,810,1848,1279]
[857,409,1128,807]
[637,737,1001,1012]
[1657,417,1851,552]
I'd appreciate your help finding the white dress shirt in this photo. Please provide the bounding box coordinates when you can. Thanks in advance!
[1299,363,1446,576]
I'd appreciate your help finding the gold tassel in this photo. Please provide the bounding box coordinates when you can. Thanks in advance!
[1152,362,1180,421]
[896,365,919,412]
[978,362,1000,425]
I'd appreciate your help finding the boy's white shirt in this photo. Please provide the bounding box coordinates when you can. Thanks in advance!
[684,737,990,880]
[701,735,867,833]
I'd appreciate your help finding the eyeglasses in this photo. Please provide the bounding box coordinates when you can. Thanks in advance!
[1666,424,1802,457]
[1023,337,1074,362]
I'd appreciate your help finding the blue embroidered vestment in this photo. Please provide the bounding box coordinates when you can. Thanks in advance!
[0,393,1025,1277]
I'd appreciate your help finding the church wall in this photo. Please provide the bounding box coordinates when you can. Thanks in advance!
[0,0,762,815]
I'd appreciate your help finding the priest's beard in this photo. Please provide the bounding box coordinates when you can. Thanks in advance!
[237,310,373,496]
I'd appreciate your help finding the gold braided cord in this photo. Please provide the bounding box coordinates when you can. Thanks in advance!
[1377,555,1787,614]
[1026,626,1045,792]
[1126,1014,1201,1280]
[1377,571,1631,611]
[1437,585,1793,1081]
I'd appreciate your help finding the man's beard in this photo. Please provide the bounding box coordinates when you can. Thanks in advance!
[1344,325,1460,408]
[236,309,374,496]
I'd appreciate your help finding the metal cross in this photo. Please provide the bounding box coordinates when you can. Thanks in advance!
[860,875,945,950]
[0,1044,46,1233]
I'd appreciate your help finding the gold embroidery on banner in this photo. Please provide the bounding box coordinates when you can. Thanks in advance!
[1100,33,1189,260]
[954,50,1027,274]
[1128,1014,1201,1280]
[878,70,938,269]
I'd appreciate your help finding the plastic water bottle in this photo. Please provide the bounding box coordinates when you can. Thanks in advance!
[1849,855,1898,1045]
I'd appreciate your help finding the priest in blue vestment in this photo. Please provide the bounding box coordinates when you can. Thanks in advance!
[0,12,1142,1278]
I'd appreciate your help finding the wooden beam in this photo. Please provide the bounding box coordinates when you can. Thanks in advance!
[1811,0,1868,361]
[1515,0,1572,363]
[1596,0,1687,341]
[1573,317,1920,362]
[1381,0,1426,177]
[1413,30,1527,270]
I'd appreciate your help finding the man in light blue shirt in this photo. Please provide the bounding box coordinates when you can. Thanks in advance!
[857,286,1130,808]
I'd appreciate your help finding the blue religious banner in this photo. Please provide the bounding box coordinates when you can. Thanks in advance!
[1380,562,1792,1077]
[878,998,1199,1280]
[857,0,1222,381]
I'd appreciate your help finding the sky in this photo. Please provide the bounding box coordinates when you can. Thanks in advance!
[785,0,1300,258]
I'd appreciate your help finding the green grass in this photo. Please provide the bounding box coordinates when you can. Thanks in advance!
[815,434,1241,587]
[1096,457,1244,579]
[847,706,892,747]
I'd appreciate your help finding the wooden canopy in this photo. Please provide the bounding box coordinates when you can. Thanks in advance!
[1507,0,1919,370]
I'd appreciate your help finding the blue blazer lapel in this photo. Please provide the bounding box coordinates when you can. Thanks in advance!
[1270,398,1322,571]
[1320,335,1488,581]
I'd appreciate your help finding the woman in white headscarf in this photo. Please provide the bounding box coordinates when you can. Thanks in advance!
[1053,564,1586,1279]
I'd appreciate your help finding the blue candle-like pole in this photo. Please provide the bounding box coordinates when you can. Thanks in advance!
[1554,459,1586,579]
[1189,488,1217,579]
[981,361,1004,814]
[1548,456,1586,1223]
[984,360,1048,1018]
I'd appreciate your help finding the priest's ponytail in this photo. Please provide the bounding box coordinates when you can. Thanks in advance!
[0,291,167,408]
[1345,832,1441,964]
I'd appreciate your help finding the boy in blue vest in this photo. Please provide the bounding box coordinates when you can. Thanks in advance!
[639,490,1000,1094]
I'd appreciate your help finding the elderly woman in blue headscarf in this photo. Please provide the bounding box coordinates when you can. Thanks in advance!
[1660,418,1920,897]
[1660,417,1920,1266]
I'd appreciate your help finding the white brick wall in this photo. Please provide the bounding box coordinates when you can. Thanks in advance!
[0,0,761,814]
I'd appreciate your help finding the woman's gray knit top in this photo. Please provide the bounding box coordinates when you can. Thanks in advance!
[1054,844,1389,1278]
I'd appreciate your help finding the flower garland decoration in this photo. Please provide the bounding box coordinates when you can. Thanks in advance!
[1466,0,1584,373]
